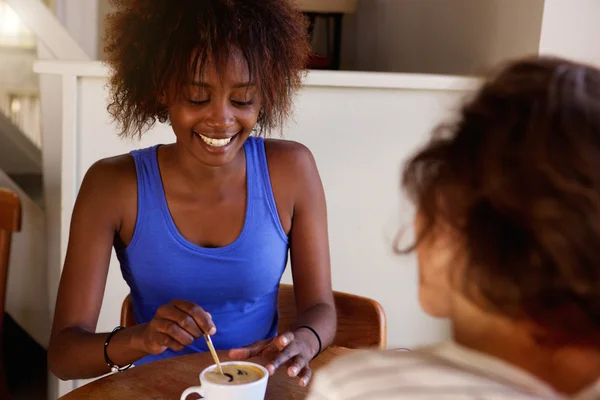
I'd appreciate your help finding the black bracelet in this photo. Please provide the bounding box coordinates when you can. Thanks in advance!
[296,325,322,360]
[104,326,133,372]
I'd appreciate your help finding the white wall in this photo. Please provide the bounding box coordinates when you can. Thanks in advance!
[96,0,112,60]
[0,170,49,347]
[54,0,99,59]
[539,0,600,66]
[342,0,545,75]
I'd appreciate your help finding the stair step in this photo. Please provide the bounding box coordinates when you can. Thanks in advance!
[6,174,43,208]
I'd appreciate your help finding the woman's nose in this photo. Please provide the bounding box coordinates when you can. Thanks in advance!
[204,101,235,130]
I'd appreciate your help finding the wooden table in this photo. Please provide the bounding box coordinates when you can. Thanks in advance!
[60,347,354,400]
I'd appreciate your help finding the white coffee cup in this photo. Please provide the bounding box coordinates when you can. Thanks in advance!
[180,361,269,400]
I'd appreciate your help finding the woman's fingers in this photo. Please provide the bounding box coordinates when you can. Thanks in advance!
[266,340,300,374]
[156,304,205,338]
[297,366,312,387]
[172,300,216,335]
[273,332,294,351]
[228,339,272,360]
[287,354,308,377]
[143,300,216,356]
[258,331,314,386]
[154,318,195,347]
[145,331,184,354]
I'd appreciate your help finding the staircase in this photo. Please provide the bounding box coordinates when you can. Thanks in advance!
[0,0,43,203]
[0,102,43,205]
[1,1,90,398]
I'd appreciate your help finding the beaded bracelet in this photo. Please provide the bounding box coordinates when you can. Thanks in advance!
[104,326,133,372]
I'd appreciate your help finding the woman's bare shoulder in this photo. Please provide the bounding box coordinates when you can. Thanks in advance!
[75,153,137,223]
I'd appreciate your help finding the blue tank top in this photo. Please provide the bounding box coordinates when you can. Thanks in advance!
[116,137,289,365]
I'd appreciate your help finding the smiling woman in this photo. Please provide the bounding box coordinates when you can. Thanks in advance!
[104,0,310,138]
[163,48,263,166]
[48,0,336,389]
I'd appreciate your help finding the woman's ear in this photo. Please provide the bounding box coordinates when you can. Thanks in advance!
[415,212,457,318]
[159,91,168,106]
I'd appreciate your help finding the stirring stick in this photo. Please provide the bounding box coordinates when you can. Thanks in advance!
[204,333,224,375]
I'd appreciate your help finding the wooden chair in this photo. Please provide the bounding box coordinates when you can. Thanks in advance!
[276,284,386,349]
[121,283,386,350]
[0,188,22,400]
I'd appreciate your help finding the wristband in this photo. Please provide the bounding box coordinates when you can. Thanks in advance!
[296,325,322,360]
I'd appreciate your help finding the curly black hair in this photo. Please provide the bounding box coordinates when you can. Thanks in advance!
[403,56,600,345]
[104,0,310,138]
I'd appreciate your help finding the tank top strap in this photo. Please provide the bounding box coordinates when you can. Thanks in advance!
[128,146,166,247]
[130,144,164,206]
[244,137,264,199]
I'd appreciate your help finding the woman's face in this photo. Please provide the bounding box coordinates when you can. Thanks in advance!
[166,49,262,167]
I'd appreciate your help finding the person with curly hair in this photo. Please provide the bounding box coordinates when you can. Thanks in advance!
[307,56,600,399]
[48,0,336,386]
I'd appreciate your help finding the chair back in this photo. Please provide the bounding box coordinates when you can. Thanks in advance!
[121,284,387,349]
[277,284,386,349]
[0,188,22,400]
[121,294,135,329]
[0,188,21,332]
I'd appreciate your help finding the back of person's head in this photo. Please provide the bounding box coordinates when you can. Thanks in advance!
[403,56,600,346]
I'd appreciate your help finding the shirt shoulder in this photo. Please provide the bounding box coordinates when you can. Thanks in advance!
[307,347,550,400]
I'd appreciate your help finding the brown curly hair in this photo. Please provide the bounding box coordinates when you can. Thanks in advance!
[104,0,310,138]
[402,56,600,345]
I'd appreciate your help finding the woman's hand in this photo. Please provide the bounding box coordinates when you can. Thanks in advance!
[136,299,216,355]
[228,328,319,386]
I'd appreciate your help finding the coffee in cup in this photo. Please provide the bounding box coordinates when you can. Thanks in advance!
[204,364,265,385]
[180,361,269,400]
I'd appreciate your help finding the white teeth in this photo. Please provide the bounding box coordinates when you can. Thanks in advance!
[197,133,233,147]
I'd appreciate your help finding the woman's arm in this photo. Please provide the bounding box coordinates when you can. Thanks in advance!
[49,157,215,380]
[48,158,148,380]
[287,143,336,354]
[266,143,336,384]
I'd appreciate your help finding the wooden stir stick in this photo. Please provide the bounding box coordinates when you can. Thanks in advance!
[203,334,224,375]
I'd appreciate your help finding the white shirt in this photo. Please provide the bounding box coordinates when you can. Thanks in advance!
[307,342,600,399]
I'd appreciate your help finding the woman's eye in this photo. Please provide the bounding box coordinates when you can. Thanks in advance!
[188,99,210,105]
[232,100,254,107]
